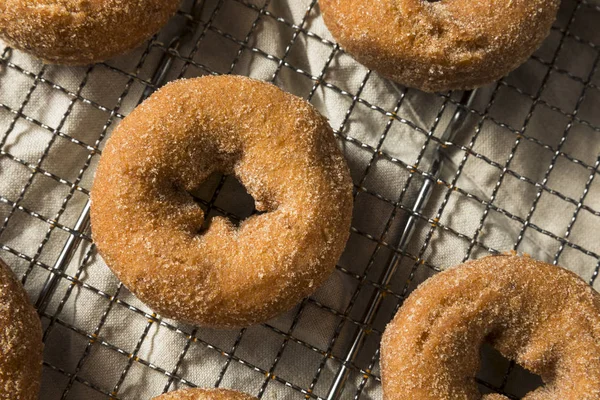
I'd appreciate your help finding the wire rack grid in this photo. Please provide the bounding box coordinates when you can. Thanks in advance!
[0,0,600,398]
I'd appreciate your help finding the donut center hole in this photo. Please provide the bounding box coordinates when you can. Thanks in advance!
[477,343,543,398]
[188,173,261,230]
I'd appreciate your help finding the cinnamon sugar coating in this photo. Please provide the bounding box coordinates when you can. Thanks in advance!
[380,254,600,399]
[0,259,43,400]
[0,0,180,64]
[90,75,353,329]
[154,388,257,400]
[319,0,560,92]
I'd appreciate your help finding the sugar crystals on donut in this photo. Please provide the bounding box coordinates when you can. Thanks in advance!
[319,0,560,92]
[0,0,180,64]
[0,258,43,400]
[153,388,258,400]
[90,75,354,329]
[380,254,600,399]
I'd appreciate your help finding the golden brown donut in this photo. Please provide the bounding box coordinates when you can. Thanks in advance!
[380,254,600,399]
[0,258,43,400]
[0,0,180,64]
[154,388,257,400]
[90,75,353,328]
[319,0,560,92]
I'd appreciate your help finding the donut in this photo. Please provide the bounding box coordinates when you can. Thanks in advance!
[0,0,180,64]
[380,254,600,399]
[90,75,353,328]
[154,388,257,400]
[319,0,560,92]
[0,258,43,399]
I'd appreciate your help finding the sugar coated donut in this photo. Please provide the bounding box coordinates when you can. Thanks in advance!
[154,388,257,400]
[0,0,180,64]
[381,254,600,399]
[91,75,353,328]
[0,258,43,399]
[319,0,560,92]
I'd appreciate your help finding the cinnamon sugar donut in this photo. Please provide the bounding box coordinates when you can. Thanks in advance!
[90,75,353,328]
[319,0,560,92]
[0,258,43,399]
[381,254,600,399]
[154,388,257,400]
[0,0,180,64]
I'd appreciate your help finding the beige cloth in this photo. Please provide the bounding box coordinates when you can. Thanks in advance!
[0,0,599,399]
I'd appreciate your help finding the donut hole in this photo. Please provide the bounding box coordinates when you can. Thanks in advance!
[187,172,262,231]
[477,343,544,398]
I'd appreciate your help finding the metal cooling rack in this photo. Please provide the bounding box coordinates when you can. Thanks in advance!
[1,0,599,398]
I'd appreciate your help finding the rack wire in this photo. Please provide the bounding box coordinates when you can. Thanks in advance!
[0,0,599,398]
